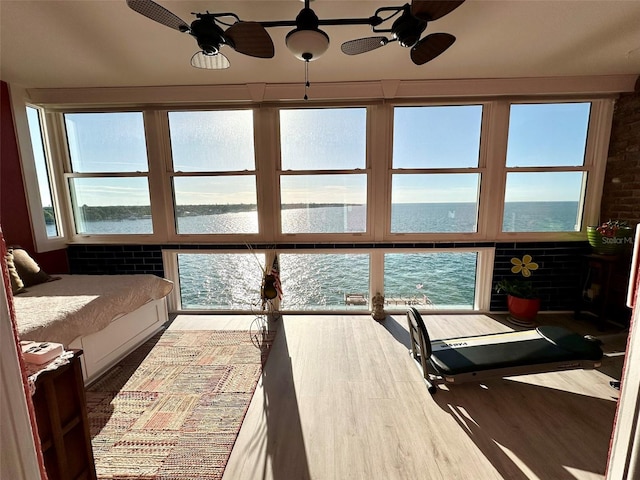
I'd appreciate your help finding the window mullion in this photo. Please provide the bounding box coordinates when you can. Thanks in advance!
[144,110,172,242]
[45,111,76,242]
[479,101,509,240]
[370,104,392,242]
[255,107,279,243]
[369,250,384,301]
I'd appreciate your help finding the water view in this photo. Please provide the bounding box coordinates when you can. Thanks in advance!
[52,201,580,311]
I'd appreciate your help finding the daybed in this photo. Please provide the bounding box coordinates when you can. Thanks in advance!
[12,269,173,384]
[14,275,173,383]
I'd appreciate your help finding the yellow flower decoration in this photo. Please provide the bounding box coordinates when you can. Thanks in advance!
[511,254,538,277]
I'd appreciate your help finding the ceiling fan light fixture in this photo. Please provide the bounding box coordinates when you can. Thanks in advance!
[285,28,330,61]
[191,51,230,69]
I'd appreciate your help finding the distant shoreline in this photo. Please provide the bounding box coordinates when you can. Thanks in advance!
[51,203,363,222]
[45,201,578,223]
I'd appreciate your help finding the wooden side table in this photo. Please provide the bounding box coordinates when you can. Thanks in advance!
[30,350,97,480]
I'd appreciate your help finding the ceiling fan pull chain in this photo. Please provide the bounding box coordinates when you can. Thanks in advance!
[304,59,310,101]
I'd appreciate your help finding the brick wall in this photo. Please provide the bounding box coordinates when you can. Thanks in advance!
[600,83,640,226]
[491,242,589,312]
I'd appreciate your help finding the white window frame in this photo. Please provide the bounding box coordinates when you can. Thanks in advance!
[9,86,66,252]
[13,96,615,247]
[386,102,487,242]
[275,105,374,243]
[163,247,493,314]
[9,79,621,318]
[54,108,160,244]
[162,248,272,313]
[164,107,264,242]
[487,98,615,242]
[378,247,494,313]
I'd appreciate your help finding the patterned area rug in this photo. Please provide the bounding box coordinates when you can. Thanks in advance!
[86,328,275,479]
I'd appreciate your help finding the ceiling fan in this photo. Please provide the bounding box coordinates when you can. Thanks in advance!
[126,0,275,69]
[126,0,465,69]
[341,1,465,65]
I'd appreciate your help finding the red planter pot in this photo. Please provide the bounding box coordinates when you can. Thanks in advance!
[507,295,540,325]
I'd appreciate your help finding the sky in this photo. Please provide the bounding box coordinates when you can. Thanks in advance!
[29,103,591,208]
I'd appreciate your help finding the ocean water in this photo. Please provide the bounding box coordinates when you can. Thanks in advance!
[59,202,579,311]
[177,250,477,311]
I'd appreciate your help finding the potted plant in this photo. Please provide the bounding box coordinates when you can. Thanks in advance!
[495,254,540,327]
[587,220,633,255]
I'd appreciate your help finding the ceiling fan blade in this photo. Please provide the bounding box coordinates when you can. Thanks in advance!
[410,32,455,65]
[126,0,190,32]
[341,37,389,55]
[225,21,275,59]
[411,0,465,22]
[191,51,230,69]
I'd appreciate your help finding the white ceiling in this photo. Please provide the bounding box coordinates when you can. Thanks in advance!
[1,0,640,90]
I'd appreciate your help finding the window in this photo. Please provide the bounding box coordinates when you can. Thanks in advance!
[503,102,590,232]
[279,108,367,235]
[21,93,612,315]
[169,110,258,235]
[393,105,482,169]
[279,253,370,310]
[177,252,265,310]
[26,106,60,238]
[384,252,478,310]
[280,175,367,234]
[391,105,482,234]
[506,103,589,168]
[64,112,152,235]
[503,172,585,232]
[170,249,486,312]
[391,174,480,233]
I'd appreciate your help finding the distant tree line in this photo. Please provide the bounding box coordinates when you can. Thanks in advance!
[76,205,152,221]
[42,203,361,223]
[281,203,356,210]
[175,204,257,217]
[43,206,55,224]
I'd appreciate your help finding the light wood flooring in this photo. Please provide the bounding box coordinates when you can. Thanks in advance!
[168,312,626,480]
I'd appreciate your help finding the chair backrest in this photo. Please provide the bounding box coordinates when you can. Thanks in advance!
[407,307,432,358]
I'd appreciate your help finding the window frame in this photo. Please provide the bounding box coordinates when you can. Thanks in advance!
[492,99,613,241]
[21,97,613,245]
[385,101,488,242]
[159,106,272,243]
[162,246,494,314]
[276,105,373,242]
[9,87,67,252]
[57,109,157,242]
[9,89,616,314]
[25,106,62,240]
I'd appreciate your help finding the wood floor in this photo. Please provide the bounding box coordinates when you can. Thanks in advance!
[169,312,625,480]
